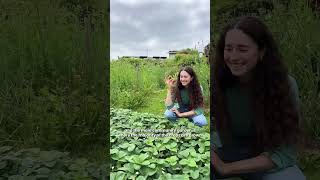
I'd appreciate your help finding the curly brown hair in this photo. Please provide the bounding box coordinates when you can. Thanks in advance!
[172,66,204,110]
[211,16,300,153]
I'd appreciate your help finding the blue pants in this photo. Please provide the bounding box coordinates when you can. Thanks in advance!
[164,108,207,127]
[211,146,306,180]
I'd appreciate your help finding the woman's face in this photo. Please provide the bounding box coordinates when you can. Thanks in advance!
[180,70,193,87]
[224,29,263,80]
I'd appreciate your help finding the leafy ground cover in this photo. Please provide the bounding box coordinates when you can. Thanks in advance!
[0,146,108,179]
[110,108,210,180]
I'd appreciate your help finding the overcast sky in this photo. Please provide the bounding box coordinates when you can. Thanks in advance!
[110,0,210,60]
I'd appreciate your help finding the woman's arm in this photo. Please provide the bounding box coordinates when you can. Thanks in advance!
[212,151,275,176]
[173,109,196,117]
[165,78,176,106]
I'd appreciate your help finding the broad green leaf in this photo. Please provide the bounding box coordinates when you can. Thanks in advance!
[141,160,150,166]
[190,151,197,157]
[153,151,159,155]
[145,138,154,146]
[127,144,135,152]
[118,151,127,158]
[149,164,156,169]
[198,145,205,153]
[179,149,190,157]
[179,159,188,165]
[136,175,147,180]
[118,163,135,173]
[134,164,141,170]
[141,166,157,176]
[157,159,165,164]
[114,171,126,180]
[119,143,130,149]
[170,147,178,152]
[190,170,200,179]
[110,149,119,154]
[187,159,197,167]
[204,141,210,147]
[165,156,178,165]
[190,140,198,146]
[171,174,189,180]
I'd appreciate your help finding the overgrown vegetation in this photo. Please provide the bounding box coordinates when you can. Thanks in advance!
[0,0,108,168]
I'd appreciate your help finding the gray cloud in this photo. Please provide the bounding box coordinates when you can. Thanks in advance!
[111,0,209,60]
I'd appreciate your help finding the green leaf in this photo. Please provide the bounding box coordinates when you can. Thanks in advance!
[179,159,188,165]
[198,145,205,153]
[113,171,126,180]
[171,174,189,180]
[118,163,135,173]
[190,151,197,157]
[204,141,210,146]
[187,159,197,167]
[149,164,156,169]
[118,151,127,158]
[136,176,147,180]
[141,160,150,166]
[157,159,165,164]
[119,142,130,149]
[127,144,136,152]
[110,149,119,154]
[165,156,178,166]
[134,164,141,170]
[190,170,200,179]
[141,166,158,176]
[163,137,171,143]
[179,149,190,157]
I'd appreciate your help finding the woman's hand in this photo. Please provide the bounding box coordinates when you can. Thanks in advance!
[165,77,176,90]
[171,108,181,117]
[211,151,231,176]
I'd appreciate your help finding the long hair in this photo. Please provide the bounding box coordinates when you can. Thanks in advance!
[173,66,204,110]
[211,16,300,153]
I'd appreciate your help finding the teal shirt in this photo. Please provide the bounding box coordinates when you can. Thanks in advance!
[166,86,204,115]
[222,76,299,172]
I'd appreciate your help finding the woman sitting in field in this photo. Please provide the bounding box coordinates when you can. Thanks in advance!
[211,16,305,180]
[164,66,207,127]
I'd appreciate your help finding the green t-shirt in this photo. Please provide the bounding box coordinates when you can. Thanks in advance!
[166,86,204,115]
[218,75,300,172]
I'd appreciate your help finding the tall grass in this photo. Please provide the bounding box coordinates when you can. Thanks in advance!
[264,0,320,140]
[0,0,108,157]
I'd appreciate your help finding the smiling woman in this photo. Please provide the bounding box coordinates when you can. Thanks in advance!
[164,66,208,127]
[211,16,305,180]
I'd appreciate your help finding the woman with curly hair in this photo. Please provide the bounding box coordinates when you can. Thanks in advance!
[210,16,305,180]
[164,66,207,127]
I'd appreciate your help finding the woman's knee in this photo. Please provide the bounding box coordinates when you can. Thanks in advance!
[262,165,305,180]
[192,114,207,127]
[164,109,177,121]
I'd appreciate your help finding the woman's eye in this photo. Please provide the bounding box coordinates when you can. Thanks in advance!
[239,49,248,52]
